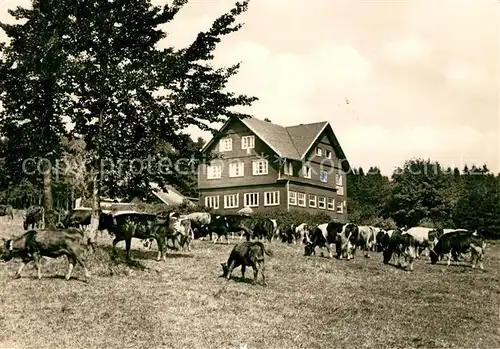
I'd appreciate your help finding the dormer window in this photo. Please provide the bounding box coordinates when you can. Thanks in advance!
[241,136,255,150]
[284,161,293,176]
[315,147,322,156]
[325,150,332,159]
[302,165,312,179]
[219,138,232,152]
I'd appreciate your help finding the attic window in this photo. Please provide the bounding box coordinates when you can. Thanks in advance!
[315,147,322,156]
[242,135,255,150]
[325,150,332,159]
[219,137,232,152]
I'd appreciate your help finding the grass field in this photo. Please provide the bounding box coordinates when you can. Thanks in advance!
[0,216,499,349]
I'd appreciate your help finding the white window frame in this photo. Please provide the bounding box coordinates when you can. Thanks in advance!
[327,198,335,211]
[241,135,255,150]
[252,159,268,176]
[302,165,311,179]
[336,173,344,195]
[315,147,322,156]
[337,186,344,196]
[205,196,219,209]
[297,192,306,207]
[264,191,280,206]
[288,191,297,206]
[244,193,259,207]
[284,161,293,176]
[224,194,239,209]
[318,196,326,209]
[325,150,332,159]
[308,194,317,208]
[336,174,343,186]
[219,137,232,152]
[337,201,344,213]
[229,161,244,178]
[207,164,222,179]
[320,170,328,183]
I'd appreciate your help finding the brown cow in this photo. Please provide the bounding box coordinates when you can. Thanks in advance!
[221,241,272,286]
[0,229,90,281]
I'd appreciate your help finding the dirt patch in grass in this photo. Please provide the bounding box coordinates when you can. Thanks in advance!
[0,223,499,349]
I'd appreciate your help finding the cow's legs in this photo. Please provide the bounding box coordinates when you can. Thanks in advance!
[241,264,246,279]
[14,261,28,279]
[364,244,370,258]
[226,234,230,245]
[125,238,132,260]
[327,243,335,258]
[72,251,90,280]
[112,237,123,257]
[213,234,219,244]
[260,262,267,286]
[226,260,236,280]
[155,236,165,261]
[33,253,43,279]
[252,265,259,285]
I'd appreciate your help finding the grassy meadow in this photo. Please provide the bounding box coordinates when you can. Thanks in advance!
[0,213,499,349]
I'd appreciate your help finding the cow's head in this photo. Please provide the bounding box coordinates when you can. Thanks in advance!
[304,243,315,256]
[220,262,229,277]
[0,238,14,261]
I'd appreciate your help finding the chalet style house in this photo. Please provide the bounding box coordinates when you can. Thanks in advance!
[198,116,350,221]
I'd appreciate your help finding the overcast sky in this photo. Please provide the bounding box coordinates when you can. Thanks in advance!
[1,0,498,175]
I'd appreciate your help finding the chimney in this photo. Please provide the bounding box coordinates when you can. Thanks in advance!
[264,118,272,123]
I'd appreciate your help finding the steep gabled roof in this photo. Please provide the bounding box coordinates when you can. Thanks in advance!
[285,121,328,159]
[201,117,349,166]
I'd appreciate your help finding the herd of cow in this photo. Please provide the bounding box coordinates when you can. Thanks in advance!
[0,204,488,285]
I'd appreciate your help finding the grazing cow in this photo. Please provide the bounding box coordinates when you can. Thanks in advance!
[208,214,253,244]
[182,212,212,240]
[277,222,295,243]
[0,205,14,220]
[304,222,358,259]
[24,205,45,230]
[381,229,417,271]
[171,217,193,251]
[375,228,388,252]
[0,229,90,281]
[98,211,177,261]
[220,241,272,286]
[249,218,275,242]
[430,230,486,269]
[60,209,92,229]
[357,225,377,258]
[404,227,437,258]
[295,223,312,245]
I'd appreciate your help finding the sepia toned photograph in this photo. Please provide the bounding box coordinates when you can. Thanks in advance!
[0,0,498,348]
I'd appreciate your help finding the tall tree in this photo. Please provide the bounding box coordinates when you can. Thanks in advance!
[0,1,76,211]
[64,0,256,202]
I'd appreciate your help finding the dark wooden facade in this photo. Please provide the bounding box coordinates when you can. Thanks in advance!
[198,117,349,221]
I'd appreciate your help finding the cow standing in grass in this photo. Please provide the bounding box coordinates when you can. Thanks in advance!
[99,211,178,261]
[304,222,358,260]
[221,241,272,286]
[208,214,253,244]
[357,226,377,258]
[24,205,45,230]
[381,229,417,271]
[0,205,14,221]
[0,228,90,281]
[430,230,486,270]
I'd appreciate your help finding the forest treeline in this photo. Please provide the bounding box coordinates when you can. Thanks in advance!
[347,159,500,239]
